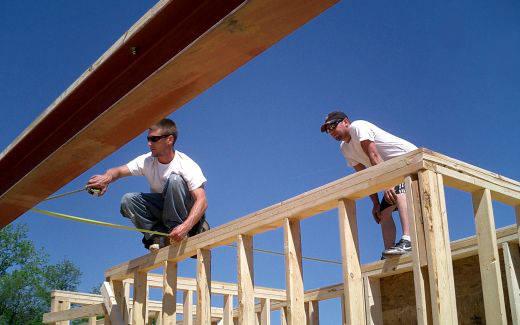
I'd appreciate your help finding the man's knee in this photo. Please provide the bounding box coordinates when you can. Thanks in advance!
[120,193,140,217]
[166,174,187,191]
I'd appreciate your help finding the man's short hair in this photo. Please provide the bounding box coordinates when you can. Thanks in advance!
[150,118,178,144]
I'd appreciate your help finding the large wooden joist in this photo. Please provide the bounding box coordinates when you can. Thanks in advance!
[0,0,339,227]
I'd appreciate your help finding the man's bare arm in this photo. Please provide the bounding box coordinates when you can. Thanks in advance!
[353,162,380,205]
[360,140,397,205]
[353,163,381,223]
[169,187,208,242]
[87,165,131,195]
[360,140,384,166]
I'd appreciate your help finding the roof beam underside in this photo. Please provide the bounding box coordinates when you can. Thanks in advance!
[0,0,339,227]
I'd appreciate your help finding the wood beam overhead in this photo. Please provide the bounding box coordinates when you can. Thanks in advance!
[0,0,339,227]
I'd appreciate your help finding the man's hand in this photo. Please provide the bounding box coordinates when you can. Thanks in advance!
[383,188,398,205]
[87,174,113,196]
[86,166,131,196]
[169,224,190,242]
[372,202,381,224]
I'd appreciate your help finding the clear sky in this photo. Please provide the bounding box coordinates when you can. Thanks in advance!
[1,0,519,323]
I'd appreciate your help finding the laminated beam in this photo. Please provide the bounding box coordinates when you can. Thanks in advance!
[0,0,339,227]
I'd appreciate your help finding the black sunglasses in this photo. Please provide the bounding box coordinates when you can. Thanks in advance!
[326,120,343,133]
[147,134,172,143]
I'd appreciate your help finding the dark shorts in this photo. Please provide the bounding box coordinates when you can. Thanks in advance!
[379,183,406,212]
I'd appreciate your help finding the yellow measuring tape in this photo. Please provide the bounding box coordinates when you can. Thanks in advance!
[31,208,169,237]
[31,207,341,265]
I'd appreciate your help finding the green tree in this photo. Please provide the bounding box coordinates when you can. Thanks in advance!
[0,224,81,325]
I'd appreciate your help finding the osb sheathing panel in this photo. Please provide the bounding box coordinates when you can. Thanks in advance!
[381,249,515,324]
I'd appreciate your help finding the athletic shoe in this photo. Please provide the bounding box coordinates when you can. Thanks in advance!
[149,243,160,252]
[148,236,167,253]
[383,239,412,256]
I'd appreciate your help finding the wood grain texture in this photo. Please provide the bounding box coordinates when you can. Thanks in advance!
[284,218,305,325]
[338,199,364,324]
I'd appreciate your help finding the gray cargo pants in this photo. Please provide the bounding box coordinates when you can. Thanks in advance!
[120,174,207,245]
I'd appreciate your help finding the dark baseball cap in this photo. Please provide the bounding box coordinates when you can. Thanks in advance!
[320,111,348,132]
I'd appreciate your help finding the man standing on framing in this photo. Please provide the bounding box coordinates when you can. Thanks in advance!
[87,118,209,252]
[321,111,417,257]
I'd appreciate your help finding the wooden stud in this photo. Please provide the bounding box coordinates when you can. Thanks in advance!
[88,316,97,325]
[50,297,59,325]
[256,311,261,325]
[43,301,101,324]
[260,298,271,325]
[436,172,458,307]
[418,170,458,324]
[132,271,148,325]
[516,205,520,246]
[102,304,112,325]
[124,282,131,324]
[502,242,520,324]
[183,290,193,325]
[125,273,286,300]
[283,218,306,325]
[196,249,211,325]
[363,277,382,325]
[404,176,430,325]
[305,300,319,325]
[237,234,255,324]
[472,188,507,324]
[340,296,346,325]
[57,300,71,325]
[162,261,178,325]
[111,280,130,324]
[422,151,520,206]
[338,199,364,324]
[223,294,233,325]
[280,306,288,325]
[101,282,125,325]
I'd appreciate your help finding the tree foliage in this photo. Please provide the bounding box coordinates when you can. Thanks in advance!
[0,224,81,325]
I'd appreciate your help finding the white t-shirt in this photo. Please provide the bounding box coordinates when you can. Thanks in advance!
[340,120,417,167]
[126,150,207,193]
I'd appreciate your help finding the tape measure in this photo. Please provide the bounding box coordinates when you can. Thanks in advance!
[87,187,101,196]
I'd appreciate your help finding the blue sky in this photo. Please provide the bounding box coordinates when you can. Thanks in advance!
[1,0,519,323]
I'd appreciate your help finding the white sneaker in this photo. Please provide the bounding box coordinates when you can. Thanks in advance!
[383,239,412,256]
[149,243,160,252]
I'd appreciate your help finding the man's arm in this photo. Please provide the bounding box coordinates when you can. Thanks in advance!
[169,187,208,242]
[87,165,132,196]
[360,140,397,205]
[353,163,381,223]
